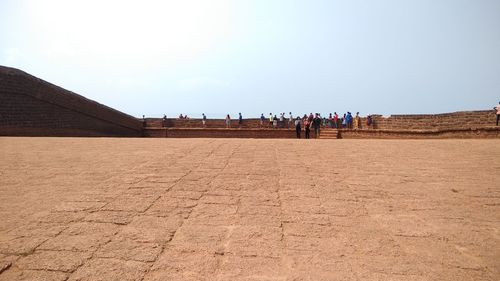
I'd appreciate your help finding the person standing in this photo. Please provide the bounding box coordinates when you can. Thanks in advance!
[304,119,310,139]
[312,113,322,138]
[225,114,231,128]
[269,113,273,127]
[495,102,500,126]
[202,113,207,127]
[308,113,314,123]
[353,112,360,129]
[333,112,339,128]
[295,117,301,139]
[238,112,243,128]
[273,115,278,128]
[260,113,265,127]
[366,115,373,127]
[346,112,353,129]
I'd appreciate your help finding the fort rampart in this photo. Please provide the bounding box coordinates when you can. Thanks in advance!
[1,65,498,138]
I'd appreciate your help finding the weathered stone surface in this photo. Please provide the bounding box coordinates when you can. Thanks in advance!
[119,215,183,243]
[7,223,67,238]
[83,211,136,225]
[54,201,106,212]
[0,236,47,255]
[144,247,219,281]
[102,195,158,212]
[0,138,498,281]
[16,250,92,272]
[0,268,69,281]
[38,234,110,252]
[67,258,149,281]
[62,222,119,237]
[95,237,162,262]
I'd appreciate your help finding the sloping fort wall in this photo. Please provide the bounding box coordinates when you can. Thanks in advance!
[0,66,142,137]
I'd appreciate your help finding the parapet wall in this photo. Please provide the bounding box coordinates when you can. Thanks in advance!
[144,128,295,138]
[0,66,143,137]
[146,110,497,131]
[368,111,496,130]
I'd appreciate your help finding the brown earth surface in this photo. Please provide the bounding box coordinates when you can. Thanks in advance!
[0,137,499,281]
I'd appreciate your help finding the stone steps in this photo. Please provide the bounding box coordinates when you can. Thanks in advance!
[319,129,339,139]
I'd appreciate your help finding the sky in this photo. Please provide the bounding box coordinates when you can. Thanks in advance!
[1,0,499,118]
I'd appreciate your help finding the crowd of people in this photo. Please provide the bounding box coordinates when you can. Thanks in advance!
[285,112,373,139]
[216,112,374,138]
[260,112,374,136]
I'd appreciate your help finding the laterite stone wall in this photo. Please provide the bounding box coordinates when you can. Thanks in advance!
[0,66,142,137]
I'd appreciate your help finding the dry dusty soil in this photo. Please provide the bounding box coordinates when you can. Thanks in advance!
[0,137,499,281]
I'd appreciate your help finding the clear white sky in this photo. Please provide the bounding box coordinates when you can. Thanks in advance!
[1,0,499,118]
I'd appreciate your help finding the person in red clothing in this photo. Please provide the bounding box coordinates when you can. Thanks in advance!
[333,112,339,128]
[304,119,311,139]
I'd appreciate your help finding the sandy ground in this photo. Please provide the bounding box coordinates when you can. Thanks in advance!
[0,137,499,281]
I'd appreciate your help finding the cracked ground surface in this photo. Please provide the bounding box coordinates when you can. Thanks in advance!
[0,137,499,281]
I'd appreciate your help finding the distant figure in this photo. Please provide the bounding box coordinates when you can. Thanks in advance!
[312,113,322,138]
[288,112,293,128]
[353,112,360,129]
[342,114,347,128]
[328,113,333,128]
[269,113,273,127]
[142,115,146,127]
[163,114,167,127]
[308,113,314,123]
[294,117,301,139]
[333,112,339,128]
[322,117,327,127]
[225,114,231,128]
[302,114,308,122]
[366,115,373,127]
[346,112,353,129]
[273,115,278,128]
[279,113,284,128]
[304,119,311,139]
[495,102,500,126]
[202,113,207,127]
[238,113,243,128]
[260,113,265,127]
[178,114,183,119]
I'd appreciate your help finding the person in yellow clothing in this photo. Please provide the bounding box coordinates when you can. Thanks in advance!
[353,112,361,129]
